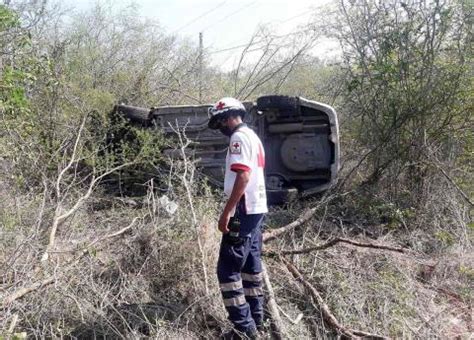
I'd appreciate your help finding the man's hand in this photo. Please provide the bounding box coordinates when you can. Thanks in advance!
[219,169,250,233]
[218,210,231,234]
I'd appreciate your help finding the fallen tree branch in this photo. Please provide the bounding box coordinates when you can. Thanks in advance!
[2,217,139,307]
[276,305,303,325]
[282,258,389,340]
[350,329,392,339]
[262,191,353,243]
[2,277,56,306]
[262,262,286,340]
[262,205,322,243]
[263,194,329,243]
[275,237,407,256]
[282,258,357,338]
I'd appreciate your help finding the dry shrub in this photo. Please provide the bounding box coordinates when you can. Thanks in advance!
[1,139,472,339]
[258,190,472,339]
[1,164,472,339]
[0,171,232,338]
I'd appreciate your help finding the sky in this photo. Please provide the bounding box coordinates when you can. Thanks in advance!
[61,0,339,70]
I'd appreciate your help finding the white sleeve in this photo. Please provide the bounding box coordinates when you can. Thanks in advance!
[228,132,252,172]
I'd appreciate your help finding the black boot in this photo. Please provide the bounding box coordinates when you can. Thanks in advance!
[222,327,258,340]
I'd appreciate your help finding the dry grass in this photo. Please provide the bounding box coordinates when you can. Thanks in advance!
[261,184,472,339]
[0,161,472,339]
[0,171,227,338]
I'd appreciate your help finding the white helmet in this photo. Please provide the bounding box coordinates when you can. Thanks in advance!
[208,97,246,129]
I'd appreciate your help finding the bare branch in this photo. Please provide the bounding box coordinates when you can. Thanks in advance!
[276,305,303,325]
[3,217,139,306]
[233,32,258,96]
[42,161,134,262]
[434,163,473,207]
[423,150,473,207]
[168,121,209,296]
[283,258,389,340]
[55,115,87,200]
[2,277,56,307]
[262,262,286,340]
[273,237,407,256]
[262,192,352,243]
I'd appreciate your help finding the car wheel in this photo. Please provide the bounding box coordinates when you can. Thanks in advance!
[257,95,298,112]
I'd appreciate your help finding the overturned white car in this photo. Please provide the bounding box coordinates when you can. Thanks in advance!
[111,95,340,204]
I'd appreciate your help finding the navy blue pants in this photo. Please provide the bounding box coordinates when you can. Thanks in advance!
[217,213,264,332]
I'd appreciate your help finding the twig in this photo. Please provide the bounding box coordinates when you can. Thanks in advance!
[275,237,407,256]
[262,191,355,243]
[55,115,87,202]
[276,305,303,325]
[350,329,391,339]
[7,313,19,333]
[168,121,209,296]
[233,32,257,96]
[430,160,473,207]
[41,161,133,262]
[262,193,332,243]
[3,217,139,307]
[2,277,56,306]
[283,258,389,340]
[35,179,48,233]
[262,262,286,340]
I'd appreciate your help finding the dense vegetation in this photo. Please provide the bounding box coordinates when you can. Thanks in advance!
[1,1,472,338]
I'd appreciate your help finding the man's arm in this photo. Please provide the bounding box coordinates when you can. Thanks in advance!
[218,170,250,233]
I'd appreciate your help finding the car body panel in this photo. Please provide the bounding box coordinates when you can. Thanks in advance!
[111,96,340,203]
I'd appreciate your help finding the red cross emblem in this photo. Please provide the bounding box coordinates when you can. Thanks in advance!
[216,101,226,110]
[230,141,241,154]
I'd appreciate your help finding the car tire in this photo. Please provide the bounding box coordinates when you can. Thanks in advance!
[257,95,298,112]
[114,104,152,127]
[266,187,298,205]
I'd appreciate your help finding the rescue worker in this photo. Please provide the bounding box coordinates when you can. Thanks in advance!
[208,98,268,339]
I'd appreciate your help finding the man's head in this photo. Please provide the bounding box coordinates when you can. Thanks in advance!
[208,97,246,136]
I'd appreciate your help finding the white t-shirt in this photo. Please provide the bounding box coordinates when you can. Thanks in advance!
[224,125,268,214]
